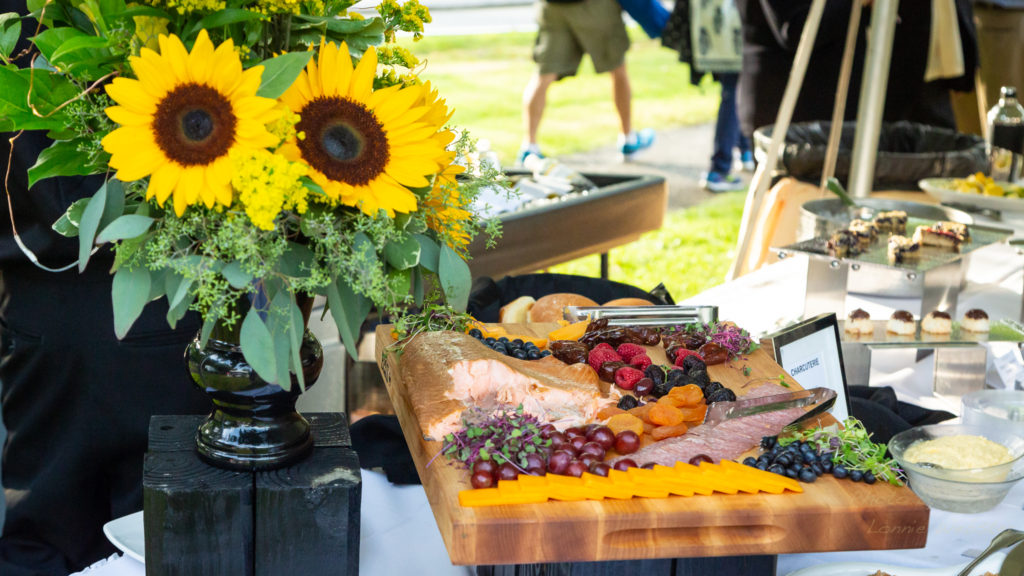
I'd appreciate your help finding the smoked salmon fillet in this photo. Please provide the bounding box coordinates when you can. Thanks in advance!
[398,331,614,440]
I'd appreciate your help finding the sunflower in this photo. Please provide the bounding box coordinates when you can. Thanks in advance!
[278,41,452,217]
[423,152,471,250]
[102,30,280,217]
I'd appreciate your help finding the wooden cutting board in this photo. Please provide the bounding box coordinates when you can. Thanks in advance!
[374,324,929,566]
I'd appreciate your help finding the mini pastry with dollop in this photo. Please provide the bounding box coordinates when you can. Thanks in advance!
[886,310,915,335]
[845,308,873,335]
[922,310,952,335]
[962,308,990,333]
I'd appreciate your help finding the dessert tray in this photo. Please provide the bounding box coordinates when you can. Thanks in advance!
[839,318,1024,346]
[775,218,1013,274]
[920,177,1024,214]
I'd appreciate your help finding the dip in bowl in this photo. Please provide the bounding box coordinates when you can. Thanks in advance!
[888,424,1024,513]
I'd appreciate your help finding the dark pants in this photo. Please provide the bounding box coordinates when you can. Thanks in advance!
[0,264,210,575]
[711,72,751,175]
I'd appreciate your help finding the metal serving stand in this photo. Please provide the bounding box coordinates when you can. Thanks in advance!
[774,210,1015,391]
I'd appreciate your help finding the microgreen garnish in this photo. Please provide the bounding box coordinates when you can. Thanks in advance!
[437,405,551,472]
[779,417,904,485]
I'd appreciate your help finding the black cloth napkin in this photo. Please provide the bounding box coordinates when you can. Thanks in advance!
[849,385,956,445]
[350,414,422,485]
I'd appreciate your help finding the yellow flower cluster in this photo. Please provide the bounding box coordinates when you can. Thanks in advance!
[145,0,225,14]
[378,0,431,40]
[423,157,471,249]
[267,107,302,145]
[131,14,168,52]
[253,0,322,15]
[230,149,309,231]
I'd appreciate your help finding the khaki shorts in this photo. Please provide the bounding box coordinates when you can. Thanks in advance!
[533,0,630,78]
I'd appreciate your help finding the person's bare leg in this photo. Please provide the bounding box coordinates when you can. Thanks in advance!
[610,64,632,136]
[522,72,558,147]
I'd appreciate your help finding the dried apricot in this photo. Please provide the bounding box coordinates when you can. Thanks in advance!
[657,395,688,409]
[651,423,689,441]
[597,405,626,420]
[668,384,704,406]
[606,413,645,437]
[648,403,685,427]
[627,403,655,422]
[677,404,707,422]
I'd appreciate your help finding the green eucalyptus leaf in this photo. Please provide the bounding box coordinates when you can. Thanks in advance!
[412,267,424,306]
[0,66,76,131]
[221,261,253,289]
[199,308,219,349]
[52,197,90,237]
[166,286,195,329]
[287,293,305,391]
[77,183,106,272]
[0,13,21,60]
[412,233,440,273]
[111,266,151,339]
[405,217,428,234]
[388,268,412,299]
[268,291,294,390]
[148,268,167,302]
[255,52,312,99]
[27,139,102,187]
[99,179,125,231]
[96,215,154,243]
[241,307,278,384]
[384,235,420,270]
[168,275,194,311]
[279,242,315,278]
[439,244,471,312]
[326,277,370,361]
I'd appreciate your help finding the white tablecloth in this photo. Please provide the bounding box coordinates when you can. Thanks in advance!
[78,214,1024,576]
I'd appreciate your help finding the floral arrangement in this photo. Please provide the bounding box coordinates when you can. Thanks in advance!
[0,0,503,387]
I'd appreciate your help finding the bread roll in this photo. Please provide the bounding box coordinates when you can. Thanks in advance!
[499,296,535,323]
[528,293,599,323]
[603,297,653,307]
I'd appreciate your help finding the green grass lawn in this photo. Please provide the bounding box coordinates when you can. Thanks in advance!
[401,29,742,301]
[401,29,721,163]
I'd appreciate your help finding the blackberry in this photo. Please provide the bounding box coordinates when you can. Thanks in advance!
[616,395,640,410]
[643,364,666,386]
[681,355,707,374]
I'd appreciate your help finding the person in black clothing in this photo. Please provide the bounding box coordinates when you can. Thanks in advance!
[735,0,978,139]
[0,2,210,573]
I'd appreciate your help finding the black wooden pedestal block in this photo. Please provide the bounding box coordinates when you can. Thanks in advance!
[144,413,361,576]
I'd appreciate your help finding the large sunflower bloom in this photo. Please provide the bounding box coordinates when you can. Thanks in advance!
[102,30,280,216]
[278,41,452,217]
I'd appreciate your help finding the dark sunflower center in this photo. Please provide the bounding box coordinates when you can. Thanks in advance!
[152,83,237,166]
[296,96,388,186]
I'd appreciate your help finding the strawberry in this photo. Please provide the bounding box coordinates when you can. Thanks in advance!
[674,348,702,367]
[613,366,644,391]
[588,347,622,372]
[628,353,652,370]
[616,343,646,361]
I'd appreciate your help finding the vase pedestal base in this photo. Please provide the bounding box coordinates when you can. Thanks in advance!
[143,413,360,576]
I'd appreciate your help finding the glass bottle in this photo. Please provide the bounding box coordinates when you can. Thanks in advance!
[987,86,1024,182]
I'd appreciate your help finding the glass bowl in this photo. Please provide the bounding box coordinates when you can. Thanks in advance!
[888,424,1024,513]
[962,390,1024,437]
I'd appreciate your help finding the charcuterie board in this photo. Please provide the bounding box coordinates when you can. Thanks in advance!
[374,324,929,566]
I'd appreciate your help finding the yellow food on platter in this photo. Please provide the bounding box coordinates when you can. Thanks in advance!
[903,434,1013,470]
[949,172,1024,198]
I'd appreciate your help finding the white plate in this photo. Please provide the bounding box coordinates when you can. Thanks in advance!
[919,177,1024,213]
[784,550,1008,576]
[102,511,145,564]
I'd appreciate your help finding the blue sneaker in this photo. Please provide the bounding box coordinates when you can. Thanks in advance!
[517,145,543,167]
[740,150,755,172]
[701,171,744,193]
[620,129,655,162]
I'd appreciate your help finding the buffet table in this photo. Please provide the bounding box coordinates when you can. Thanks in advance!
[76,211,1024,576]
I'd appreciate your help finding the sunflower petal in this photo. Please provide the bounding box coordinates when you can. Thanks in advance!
[373,86,423,124]
[348,46,376,102]
[148,162,181,205]
[105,105,152,127]
[158,34,190,83]
[129,54,172,99]
[187,30,217,85]
[106,78,157,114]
[212,41,244,96]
